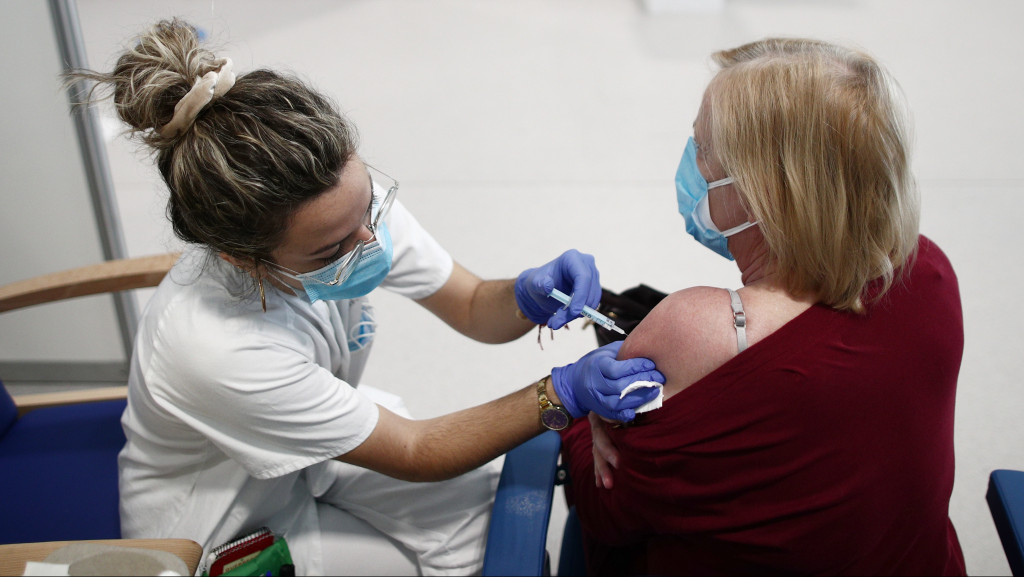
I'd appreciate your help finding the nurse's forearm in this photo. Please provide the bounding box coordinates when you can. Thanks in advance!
[338,379,557,482]
[417,263,535,344]
[462,278,537,342]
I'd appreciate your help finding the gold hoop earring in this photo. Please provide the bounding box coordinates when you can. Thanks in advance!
[258,276,267,313]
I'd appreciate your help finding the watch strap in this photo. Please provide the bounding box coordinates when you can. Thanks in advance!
[537,375,554,410]
[537,375,572,430]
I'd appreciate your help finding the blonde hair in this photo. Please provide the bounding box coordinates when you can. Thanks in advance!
[65,19,358,262]
[706,38,919,313]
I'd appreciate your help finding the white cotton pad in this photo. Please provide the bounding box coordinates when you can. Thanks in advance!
[619,380,664,413]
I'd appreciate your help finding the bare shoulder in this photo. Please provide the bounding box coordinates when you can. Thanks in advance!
[621,286,726,351]
[620,286,737,397]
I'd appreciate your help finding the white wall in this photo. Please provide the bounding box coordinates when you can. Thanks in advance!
[0,0,123,366]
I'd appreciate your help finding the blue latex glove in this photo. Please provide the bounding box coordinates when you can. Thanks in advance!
[514,249,602,330]
[551,341,666,422]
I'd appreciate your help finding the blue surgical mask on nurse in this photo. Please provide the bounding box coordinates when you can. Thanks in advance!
[301,225,393,302]
[675,136,758,260]
[267,213,394,303]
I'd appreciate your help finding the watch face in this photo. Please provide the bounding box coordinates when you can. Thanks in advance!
[541,407,571,431]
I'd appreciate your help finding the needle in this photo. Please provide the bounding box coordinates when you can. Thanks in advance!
[548,288,626,335]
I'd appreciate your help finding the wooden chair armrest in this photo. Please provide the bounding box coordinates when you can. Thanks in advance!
[0,252,180,314]
[13,386,128,417]
[0,538,203,576]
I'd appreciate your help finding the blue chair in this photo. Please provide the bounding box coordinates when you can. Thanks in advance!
[483,431,562,576]
[0,383,127,543]
[0,253,178,545]
[988,469,1024,576]
[482,430,586,576]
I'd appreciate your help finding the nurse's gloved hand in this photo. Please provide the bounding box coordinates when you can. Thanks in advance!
[551,341,665,422]
[514,249,601,330]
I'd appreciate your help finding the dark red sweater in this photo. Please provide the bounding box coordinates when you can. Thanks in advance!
[561,236,966,576]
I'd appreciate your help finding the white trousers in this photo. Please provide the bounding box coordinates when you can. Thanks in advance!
[314,460,499,575]
[312,386,501,575]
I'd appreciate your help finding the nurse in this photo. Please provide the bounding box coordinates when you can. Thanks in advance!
[67,18,663,576]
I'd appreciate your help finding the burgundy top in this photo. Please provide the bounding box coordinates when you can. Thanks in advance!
[561,236,966,576]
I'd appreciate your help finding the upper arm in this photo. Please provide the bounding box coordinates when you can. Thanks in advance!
[563,288,737,540]
[148,322,379,479]
[619,286,736,398]
[337,406,425,481]
[414,261,482,332]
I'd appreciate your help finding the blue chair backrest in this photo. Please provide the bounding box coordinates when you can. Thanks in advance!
[482,431,562,576]
[988,469,1024,576]
[0,380,127,544]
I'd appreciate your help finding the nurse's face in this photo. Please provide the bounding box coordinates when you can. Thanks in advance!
[267,156,375,289]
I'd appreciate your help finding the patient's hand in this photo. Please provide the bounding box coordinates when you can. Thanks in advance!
[590,412,621,489]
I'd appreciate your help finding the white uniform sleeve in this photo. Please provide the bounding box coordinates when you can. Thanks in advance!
[379,199,453,300]
[143,300,379,480]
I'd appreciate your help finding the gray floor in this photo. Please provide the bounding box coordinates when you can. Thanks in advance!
[59,1,1024,574]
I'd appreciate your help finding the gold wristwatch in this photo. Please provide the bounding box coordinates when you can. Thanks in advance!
[537,375,572,431]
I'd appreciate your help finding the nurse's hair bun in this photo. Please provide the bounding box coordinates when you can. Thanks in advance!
[69,18,229,148]
[63,18,358,275]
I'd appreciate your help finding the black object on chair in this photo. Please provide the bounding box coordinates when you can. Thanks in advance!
[593,284,668,346]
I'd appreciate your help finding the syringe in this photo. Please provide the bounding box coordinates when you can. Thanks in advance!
[548,288,626,335]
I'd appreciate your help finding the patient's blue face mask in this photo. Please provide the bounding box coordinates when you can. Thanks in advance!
[675,137,758,260]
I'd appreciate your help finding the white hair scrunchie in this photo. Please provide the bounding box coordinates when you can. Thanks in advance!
[158,57,236,138]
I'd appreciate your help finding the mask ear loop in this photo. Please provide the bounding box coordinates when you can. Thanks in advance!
[720,219,759,238]
[708,176,758,238]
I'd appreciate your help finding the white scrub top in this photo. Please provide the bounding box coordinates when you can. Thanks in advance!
[117,198,454,575]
